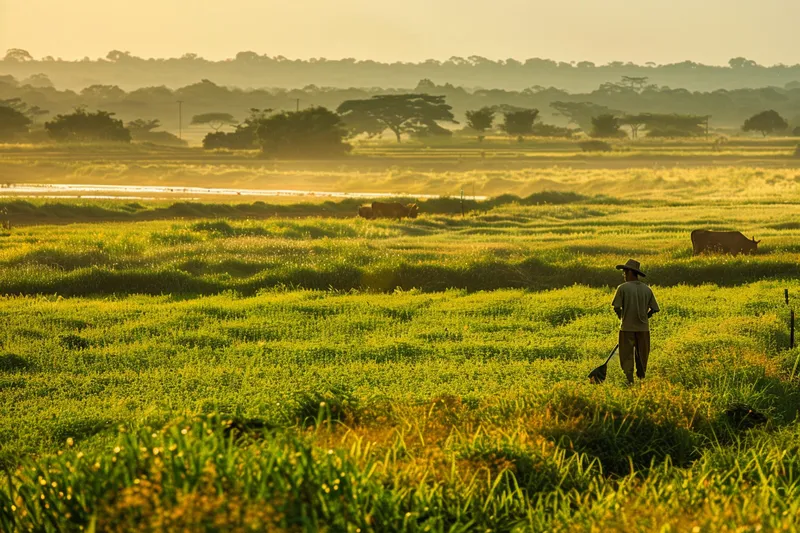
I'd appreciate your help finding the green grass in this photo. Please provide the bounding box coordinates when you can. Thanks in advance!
[0,281,798,530]
[0,200,798,297]
[2,152,800,529]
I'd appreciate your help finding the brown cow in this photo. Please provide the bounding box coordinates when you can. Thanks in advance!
[371,201,419,219]
[691,230,760,255]
[357,206,373,219]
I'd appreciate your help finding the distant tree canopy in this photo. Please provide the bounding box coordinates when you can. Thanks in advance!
[0,105,32,141]
[337,94,456,142]
[1,98,48,121]
[643,114,708,138]
[126,118,186,146]
[202,108,271,150]
[3,48,33,62]
[619,76,650,92]
[530,123,574,137]
[2,49,799,94]
[591,114,622,138]
[501,109,539,141]
[742,110,789,137]
[45,108,131,142]
[191,112,237,132]
[81,84,127,101]
[256,107,351,158]
[619,113,708,138]
[465,107,494,141]
[550,101,618,132]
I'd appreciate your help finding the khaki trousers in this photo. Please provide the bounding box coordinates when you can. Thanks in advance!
[619,331,650,382]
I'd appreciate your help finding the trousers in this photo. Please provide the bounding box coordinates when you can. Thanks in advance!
[619,330,650,381]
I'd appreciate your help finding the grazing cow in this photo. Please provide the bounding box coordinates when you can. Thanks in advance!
[691,230,760,255]
[357,206,373,219]
[371,201,419,219]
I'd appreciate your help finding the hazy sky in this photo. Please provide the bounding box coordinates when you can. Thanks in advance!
[1,0,798,65]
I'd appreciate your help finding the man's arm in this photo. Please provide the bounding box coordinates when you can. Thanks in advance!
[648,290,660,318]
[612,286,623,318]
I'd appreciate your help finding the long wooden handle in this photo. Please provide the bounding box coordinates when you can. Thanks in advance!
[604,344,619,365]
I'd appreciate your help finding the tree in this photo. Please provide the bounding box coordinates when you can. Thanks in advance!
[127,119,186,146]
[45,108,131,142]
[0,98,27,112]
[337,94,456,143]
[530,123,574,137]
[81,85,126,101]
[591,114,623,138]
[106,50,134,62]
[202,108,271,150]
[26,106,49,125]
[742,110,788,137]
[620,76,649,91]
[256,106,351,158]
[550,102,618,132]
[0,105,32,141]
[127,119,162,134]
[465,107,494,142]
[501,109,538,142]
[619,114,648,139]
[3,49,33,62]
[729,57,758,69]
[1,98,48,125]
[21,74,54,88]
[644,114,708,137]
[191,112,237,132]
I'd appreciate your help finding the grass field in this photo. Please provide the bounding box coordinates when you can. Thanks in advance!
[1,146,800,531]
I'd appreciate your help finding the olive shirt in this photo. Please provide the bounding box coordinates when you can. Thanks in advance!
[612,280,660,332]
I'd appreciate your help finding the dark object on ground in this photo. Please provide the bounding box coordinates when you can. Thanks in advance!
[579,140,612,152]
[357,206,373,219]
[371,201,419,219]
[588,344,619,384]
[725,404,768,430]
[691,229,760,256]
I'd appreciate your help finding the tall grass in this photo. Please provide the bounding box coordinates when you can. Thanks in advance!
[1,186,800,529]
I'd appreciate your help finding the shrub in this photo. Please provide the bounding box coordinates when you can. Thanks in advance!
[202,129,256,150]
[531,123,574,137]
[579,140,612,152]
[257,107,351,158]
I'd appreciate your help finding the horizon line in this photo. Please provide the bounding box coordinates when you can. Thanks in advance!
[3,49,796,69]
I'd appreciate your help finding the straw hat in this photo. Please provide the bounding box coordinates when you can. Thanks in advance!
[616,258,646,277]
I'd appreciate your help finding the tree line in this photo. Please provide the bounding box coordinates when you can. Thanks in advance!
[3,48,800,93]
[3,73,800,136]
[2,91,795,157]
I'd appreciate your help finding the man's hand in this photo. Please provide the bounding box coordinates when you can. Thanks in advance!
[648,309,658,319]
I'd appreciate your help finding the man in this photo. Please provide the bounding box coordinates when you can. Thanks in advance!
[612,259,660,384]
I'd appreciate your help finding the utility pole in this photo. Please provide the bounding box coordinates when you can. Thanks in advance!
[177,101,184,140]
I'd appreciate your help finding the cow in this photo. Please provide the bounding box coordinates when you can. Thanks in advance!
[691,230,760,256]
[370,201,419,219]
[357,206,374,219]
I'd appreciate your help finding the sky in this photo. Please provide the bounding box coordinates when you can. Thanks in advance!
[1,0,798,65]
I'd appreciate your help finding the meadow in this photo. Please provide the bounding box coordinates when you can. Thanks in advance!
[1,147,800,531]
